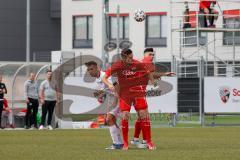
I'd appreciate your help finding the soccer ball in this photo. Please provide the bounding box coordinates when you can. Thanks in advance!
[134,9,146,22]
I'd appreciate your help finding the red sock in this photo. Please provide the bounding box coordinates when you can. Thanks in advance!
[142,120,147,141]
[141,118,152,144]
[134,119,142,139]
[121,119,129,145]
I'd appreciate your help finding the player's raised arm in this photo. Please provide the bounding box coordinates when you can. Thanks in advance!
[102,73,115,91]
[102,61,120,91]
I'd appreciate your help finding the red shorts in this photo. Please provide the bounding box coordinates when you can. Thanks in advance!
[119,96,148,112]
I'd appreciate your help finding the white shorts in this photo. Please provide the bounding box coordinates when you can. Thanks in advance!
[108,106,120,118]
[104,92,120,118]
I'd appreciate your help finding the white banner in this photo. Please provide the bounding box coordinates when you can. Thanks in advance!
[63,77,177,114]
[204,77,240,113]
[63,76,100,114]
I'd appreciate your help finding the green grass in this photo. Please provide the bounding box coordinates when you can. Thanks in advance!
[64,113,240,127]
[204,115,240,125]
[1,127,240,160]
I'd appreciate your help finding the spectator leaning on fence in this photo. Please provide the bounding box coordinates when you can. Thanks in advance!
[0,75,7,129]
[24,73,39,129]
[39,70,60,130]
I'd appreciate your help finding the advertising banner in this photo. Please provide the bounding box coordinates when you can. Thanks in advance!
[204,77,240,113]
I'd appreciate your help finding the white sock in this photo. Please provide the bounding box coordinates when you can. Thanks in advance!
[134,137,139,141]
[109,125,123,145]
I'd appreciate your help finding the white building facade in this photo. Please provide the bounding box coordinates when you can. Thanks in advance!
[58,0,240,69]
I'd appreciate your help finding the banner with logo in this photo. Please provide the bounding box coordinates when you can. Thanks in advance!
[204,77,240,113]
[131,77,177,113]
[63,77,177,114]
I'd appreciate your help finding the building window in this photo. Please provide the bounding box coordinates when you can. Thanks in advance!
[109,16,129,40]
[145,14,167,47]
[183,31,207,47]
[206,62,214,76]
[73,16,93,48]
[234,61,240,77]
[223,16,240,45]
[155,62,171,72]
[179,61,199,77]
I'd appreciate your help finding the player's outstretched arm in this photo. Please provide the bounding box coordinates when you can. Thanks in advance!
[153,72,162,79]
[163,72,176,76]
[154,72,175,78]
[148,72,158,86]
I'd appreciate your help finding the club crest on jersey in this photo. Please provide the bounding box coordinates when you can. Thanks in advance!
[219,86,230,103]
[132,67,137,71]
[122,70,136,76]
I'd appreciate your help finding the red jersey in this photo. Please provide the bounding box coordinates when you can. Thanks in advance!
[140,57,155,87]
[105,59,149,97]
[3,98,8,111]
[142,57,155,72]
[200,0,216,9]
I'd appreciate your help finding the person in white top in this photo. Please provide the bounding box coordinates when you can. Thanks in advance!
[85,61,123,149]
[39,70,60,130]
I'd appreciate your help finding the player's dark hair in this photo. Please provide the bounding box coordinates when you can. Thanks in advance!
[121,48,132,56]
[121,48,132,58]
[144,48,154,54]
[46,69,52,73]
[85,61,98,67]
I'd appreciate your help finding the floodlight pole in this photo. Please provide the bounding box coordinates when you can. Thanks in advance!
[199,56,204,126]
[117,5,120,55]
[26,0,30,62]
[102,0,109,70]
[233,31,236,75]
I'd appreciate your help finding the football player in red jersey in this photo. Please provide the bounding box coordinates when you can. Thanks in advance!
[102,49,156,150]
[131,48,175,148]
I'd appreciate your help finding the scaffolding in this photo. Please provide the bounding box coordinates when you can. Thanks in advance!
[170,0,240,77]
[170,0,240,126]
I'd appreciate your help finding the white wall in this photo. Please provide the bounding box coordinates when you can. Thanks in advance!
[204,77,240,113]
[61,0,104,59]
[61,0,240,63]
[108,0,171,61]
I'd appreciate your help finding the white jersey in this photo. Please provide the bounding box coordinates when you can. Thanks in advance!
[95,71,117,94]
[95,71,120,117]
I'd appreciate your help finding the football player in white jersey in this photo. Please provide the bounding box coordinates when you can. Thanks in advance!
[85,61,123,149]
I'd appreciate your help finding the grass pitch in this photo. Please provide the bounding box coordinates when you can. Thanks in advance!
[0,127,240,160]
